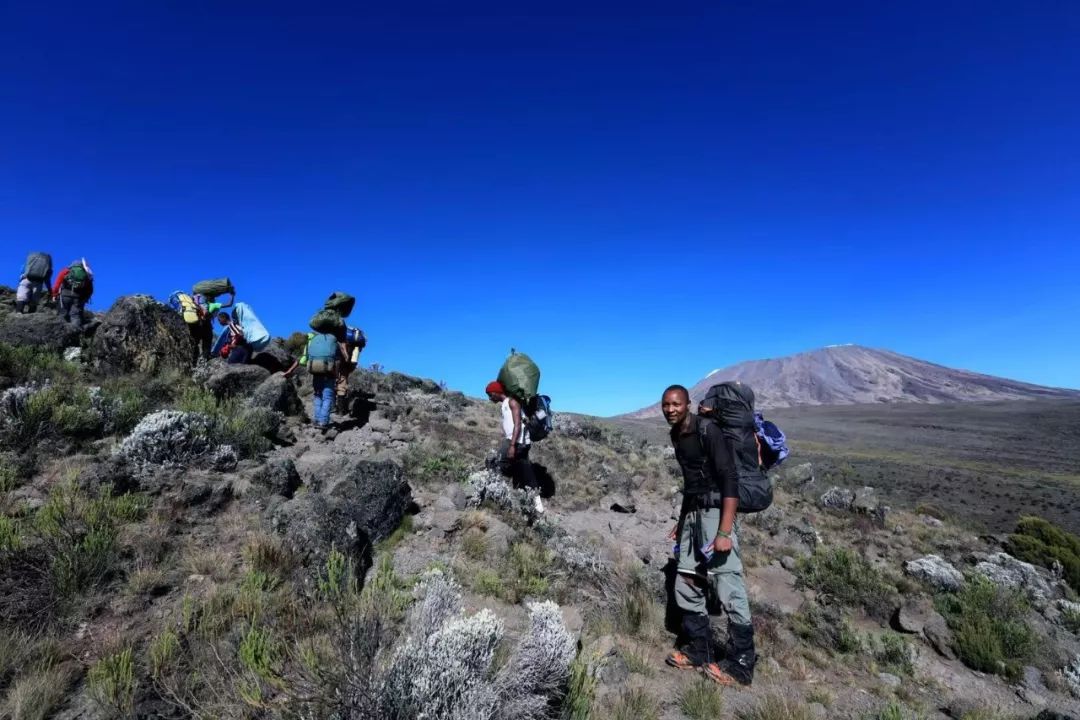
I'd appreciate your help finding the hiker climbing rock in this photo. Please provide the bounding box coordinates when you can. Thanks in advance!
[51,258,94,330]
[300,331,347,431]
[662,384,758,687]
[16,251,52,313]
[215,312,251,364]
[486,379,543,514]
[309,292,364,414]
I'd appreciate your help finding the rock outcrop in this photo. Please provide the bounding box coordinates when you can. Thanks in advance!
[0,311,83,352]
[91,295,190,375]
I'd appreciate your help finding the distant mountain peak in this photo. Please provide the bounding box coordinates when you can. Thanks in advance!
[623,346,1078,417]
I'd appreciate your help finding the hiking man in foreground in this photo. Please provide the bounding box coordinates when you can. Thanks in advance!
[51,259,94,330]
[486,380,543,514]
[662,384,756,687]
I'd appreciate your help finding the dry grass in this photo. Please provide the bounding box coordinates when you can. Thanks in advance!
[182,546,234,582]
[738,692,815,720]
[2,665,75,720]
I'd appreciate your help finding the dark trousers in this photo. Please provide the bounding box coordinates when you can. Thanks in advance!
[226,345,250,365]
[58,295,86,330]
[500,440,538,490]
[188,321,213,364]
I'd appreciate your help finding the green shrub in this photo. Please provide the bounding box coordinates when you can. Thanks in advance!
[0,515,22,553]
[149,631,180,680]
[562,651,599,720]
[1007,516,1080,594]
[791,604,862,654]
[868,702,906,720]
[678,678,724,719]
[795,548,899,619]
[0,344,72,385]
[238,623,283,706]
[404,446,471,485]
[33,482,145,597]
[87,647,135,717]
[738,693,814,720]
[616,570,656,638]
[177,387,275,458]
[936,576,1034,680]
[376,515,414,553]
[610,687,659,720]
[0,454,20,493]
[871,632,913,675]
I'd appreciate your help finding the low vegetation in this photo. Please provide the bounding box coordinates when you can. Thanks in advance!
[1007,515,1080,594]
[609,686,660,720]
[935,576,1035,680]
[678,678,725,719]
[795,548,899,619]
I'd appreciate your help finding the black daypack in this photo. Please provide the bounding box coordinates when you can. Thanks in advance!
[697,381,773,513]
[524,394,553,442]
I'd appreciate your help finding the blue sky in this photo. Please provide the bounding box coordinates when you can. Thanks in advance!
[2,1,1078,416]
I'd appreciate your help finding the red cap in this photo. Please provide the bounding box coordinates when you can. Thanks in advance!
[485,380,505,395]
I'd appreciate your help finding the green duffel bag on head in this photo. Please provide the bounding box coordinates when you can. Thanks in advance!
[323,291,355,318]
[497,350,540,403]
[309,309,344,334]
[192,277,235,299]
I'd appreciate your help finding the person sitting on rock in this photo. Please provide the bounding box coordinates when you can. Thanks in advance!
[662,384,757,687]
[485,380,543,514]
[217,311,251,365]
[51,258,94,330]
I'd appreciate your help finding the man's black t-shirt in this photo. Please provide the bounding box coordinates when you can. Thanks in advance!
[670,413,739,498]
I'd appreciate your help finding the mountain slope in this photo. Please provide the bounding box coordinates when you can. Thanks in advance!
[625,344,1079,416]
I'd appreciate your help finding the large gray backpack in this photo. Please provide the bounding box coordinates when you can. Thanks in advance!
[24,252,52,283]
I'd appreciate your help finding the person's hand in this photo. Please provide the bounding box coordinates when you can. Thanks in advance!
[667,524,678,541]
[507,444,517,459]
[712,535,733,554]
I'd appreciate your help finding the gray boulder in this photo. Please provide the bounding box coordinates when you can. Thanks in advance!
[819,487,855,510]
[974,552,1056,606]
[271,493,370,572]
[318,458,413,543]
[252,458,302,498]
[0,311,82,351]
[204,363,271,399]
[922,612,956,660]
[904,555,965,592]
[91,295,190,376]
[894,596,937,634]
[773,461,814,487]
[248,374,303,415]
[852,486,889,524]
[250,338,294,374]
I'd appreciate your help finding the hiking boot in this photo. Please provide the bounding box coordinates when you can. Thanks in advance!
[701,661,751,687]
[665,650,698,670]
[705,622,755,687]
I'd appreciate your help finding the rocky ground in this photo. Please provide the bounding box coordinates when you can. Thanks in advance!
[0,290,1079,720]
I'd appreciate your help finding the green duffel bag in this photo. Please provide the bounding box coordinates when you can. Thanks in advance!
[193,277,235,299]
[497,351,540,403]
[323,291,356,318]
[309,309,344,333]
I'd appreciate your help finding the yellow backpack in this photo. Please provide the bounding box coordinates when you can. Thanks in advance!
[168,291,204,325]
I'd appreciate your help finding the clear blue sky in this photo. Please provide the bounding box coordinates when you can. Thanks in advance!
[2,1,1078,416]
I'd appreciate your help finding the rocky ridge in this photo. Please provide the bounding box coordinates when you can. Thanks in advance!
[0,292,1078,719]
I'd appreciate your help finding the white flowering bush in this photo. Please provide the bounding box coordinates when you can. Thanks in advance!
[375,571,576,720]
[113,410,213,469]
[466,470,543,523]
[494,601,576,720]
[1065,654,1080,698]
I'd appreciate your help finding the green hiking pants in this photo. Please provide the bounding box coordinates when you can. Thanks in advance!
[674,507,751,626]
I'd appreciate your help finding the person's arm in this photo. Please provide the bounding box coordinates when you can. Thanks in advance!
[51,268,67,297]
[282,359,299,378]
[508,397,523,458]
[704,423,740,551]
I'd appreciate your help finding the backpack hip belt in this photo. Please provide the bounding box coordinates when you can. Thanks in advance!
[687,490,728,511]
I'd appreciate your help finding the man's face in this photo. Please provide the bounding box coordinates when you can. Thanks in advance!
[661,389,690,426]
[487,392,502,403]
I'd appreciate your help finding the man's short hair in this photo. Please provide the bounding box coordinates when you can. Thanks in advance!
[662,384,690,402]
